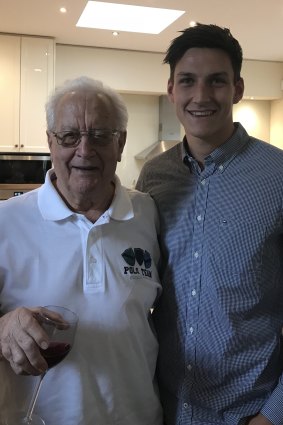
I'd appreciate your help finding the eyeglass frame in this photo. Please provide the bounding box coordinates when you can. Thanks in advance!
[50,129,121,148]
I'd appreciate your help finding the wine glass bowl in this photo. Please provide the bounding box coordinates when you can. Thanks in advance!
[37,305,78,370]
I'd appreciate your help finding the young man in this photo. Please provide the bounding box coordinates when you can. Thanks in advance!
[137,24,283,425]
[0,76,163,425]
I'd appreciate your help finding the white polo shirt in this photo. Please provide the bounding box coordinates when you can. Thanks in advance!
[0,170,163,425]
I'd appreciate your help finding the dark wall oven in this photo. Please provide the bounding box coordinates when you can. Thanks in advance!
[0,152,52,200]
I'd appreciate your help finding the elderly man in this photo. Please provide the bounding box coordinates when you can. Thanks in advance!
[0,76,163,425]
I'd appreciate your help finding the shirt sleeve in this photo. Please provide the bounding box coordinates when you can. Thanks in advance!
[260,374,283,424]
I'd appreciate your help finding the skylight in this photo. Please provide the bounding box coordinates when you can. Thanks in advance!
[76,1,185,34]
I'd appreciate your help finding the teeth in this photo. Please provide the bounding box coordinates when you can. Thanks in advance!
[189,111,214,116]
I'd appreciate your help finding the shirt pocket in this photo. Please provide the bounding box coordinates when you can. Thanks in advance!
[213,217,267,273]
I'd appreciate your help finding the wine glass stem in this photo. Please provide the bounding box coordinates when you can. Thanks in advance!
[25,372,46,423]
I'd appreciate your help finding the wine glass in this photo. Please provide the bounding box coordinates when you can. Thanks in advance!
[5,305,78,425]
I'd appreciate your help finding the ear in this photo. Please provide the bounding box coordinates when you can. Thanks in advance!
[167,78,175,103]
[117,131,127,162]
[233,78,244,105]
[46,130,53,149]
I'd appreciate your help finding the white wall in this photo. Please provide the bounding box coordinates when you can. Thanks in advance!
[242,61,283,99]
[270,99,283,149]
[117,94,159,188]
[233,100,271,141]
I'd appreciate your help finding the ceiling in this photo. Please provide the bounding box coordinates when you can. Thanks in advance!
[1,0,283,62]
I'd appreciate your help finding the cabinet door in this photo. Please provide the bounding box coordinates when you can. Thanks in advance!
[0,35,20,152]
[20,37,54,153]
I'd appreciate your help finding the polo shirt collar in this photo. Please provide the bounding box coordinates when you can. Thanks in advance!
[38,170,134,222]
[107,176,134,221]
[38,170,73,220]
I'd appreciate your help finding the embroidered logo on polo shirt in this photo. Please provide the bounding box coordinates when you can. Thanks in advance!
[122,247,152,278]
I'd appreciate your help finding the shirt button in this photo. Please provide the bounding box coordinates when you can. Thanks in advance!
[183,403,189,409]
[191,289,196,296]
[187,364,192,371]
[219,164,224,171]
[197,215,202,222]
[194,251,199,259]
[201,179,206,185]
[189,327,194,334]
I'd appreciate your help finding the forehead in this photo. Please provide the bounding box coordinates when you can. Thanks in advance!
[174,47,234,76]
[54,90,116,129]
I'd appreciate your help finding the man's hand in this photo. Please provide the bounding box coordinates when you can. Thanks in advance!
[0,307,49,375]
[246,413,273,425]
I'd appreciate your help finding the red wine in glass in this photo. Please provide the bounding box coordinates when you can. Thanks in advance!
[40,341,71,369]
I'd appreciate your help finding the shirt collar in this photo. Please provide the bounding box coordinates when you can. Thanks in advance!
[182,123,250,168]
[38,170,74,220]
[38,170,134,222]
[106,176,134,221]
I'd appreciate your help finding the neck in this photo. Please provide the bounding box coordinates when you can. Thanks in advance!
[185,125,236,168]
[53,180,115,223]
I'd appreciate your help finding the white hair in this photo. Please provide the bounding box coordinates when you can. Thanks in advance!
[45,76,128,131]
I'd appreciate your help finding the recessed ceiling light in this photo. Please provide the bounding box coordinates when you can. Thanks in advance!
[112,31,119,37]
[76,1,185,34]
[189,21,196,27]
[60,7,67,13]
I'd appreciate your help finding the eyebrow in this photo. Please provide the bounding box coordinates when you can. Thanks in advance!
[176,71,229,78]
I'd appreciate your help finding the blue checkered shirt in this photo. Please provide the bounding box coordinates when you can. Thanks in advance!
[136,123,283,425]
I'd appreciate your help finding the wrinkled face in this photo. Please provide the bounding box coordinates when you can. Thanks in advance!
[168,48,244,146]
[47,90,126,207]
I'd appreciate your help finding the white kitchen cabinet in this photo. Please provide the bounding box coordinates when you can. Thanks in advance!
[20,37,54,152]
[0,35,54,153]
[0,35,21,152]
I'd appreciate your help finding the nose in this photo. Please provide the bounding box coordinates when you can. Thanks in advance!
[192,81,211,104]
[75,134,96,157]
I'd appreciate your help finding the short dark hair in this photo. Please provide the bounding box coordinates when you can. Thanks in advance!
[164,23,243,82]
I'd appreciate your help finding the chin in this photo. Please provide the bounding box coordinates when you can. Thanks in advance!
[190,125,221,139]
[74,183,98,195]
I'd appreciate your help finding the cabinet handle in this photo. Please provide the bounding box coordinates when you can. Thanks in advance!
[14,144,18,148]
[20,144,24,148]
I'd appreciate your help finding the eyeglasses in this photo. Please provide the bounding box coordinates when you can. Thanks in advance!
[51,129,120,148]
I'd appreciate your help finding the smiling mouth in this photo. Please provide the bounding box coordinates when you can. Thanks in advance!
[188,110,216,117]
[72,165,99,172]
